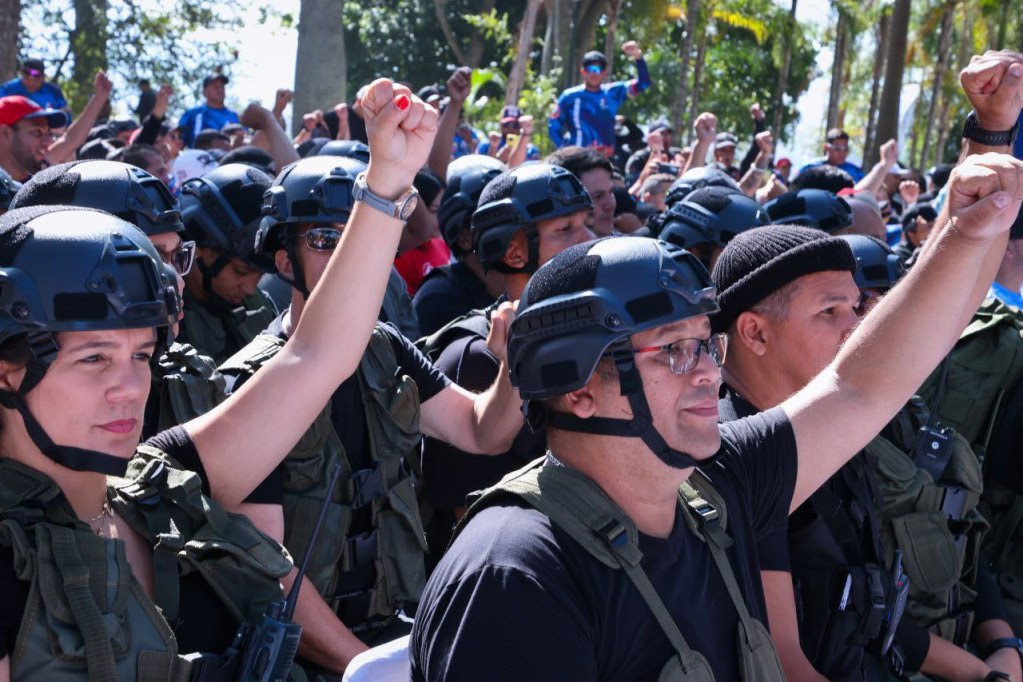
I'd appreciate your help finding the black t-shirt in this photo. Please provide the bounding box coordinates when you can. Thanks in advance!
[413,260,496,337]
[0,429,243,661]
[225,313,450,474]
[410,408,798,681]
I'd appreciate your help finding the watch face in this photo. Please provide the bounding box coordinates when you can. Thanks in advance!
[398,192,419,221]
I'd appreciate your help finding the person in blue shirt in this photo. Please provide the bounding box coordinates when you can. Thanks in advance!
[0,59,68,114]
[988,207,1023,308]
[477,105,540,162]
[548,41,652,156]
[177,74,240,148]
[796,128,865,183]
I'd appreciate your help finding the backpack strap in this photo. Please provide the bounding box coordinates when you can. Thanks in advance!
[415,306,494,361]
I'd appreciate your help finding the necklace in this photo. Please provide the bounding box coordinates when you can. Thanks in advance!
[86,499,114,537]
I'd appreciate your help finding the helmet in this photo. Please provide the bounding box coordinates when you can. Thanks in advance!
[508,236,718,469]
[659,188,767,255]
[9,160,183,235]
[764,188,852,233]
[664,166,740,208]
[316,139,371,165]
[0,166,22,211]
[255,155,366,296]
[0,205,179,475]
[471,163,591,274]
[180,163,274,266]
[437,154,506,251]
[840,234,903,290]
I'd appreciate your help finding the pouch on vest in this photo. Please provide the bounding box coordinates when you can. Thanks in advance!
[152,342,228,430]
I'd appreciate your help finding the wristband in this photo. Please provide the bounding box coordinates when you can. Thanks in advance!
[962,111,1019,147]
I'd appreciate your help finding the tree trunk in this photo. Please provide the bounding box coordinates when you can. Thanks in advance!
[933,91,953,166]
[575,0,608,72]
[868,0,911,168]
[603,0,623,73]
[687,30,708,144]
[70,0,108,112]
[918,3,953,170]
[827,8,847,130]
[466,0,497,68]
[995,0,1010,50]
[771,0,798,140]
[863,7,889,158]
[0,0,19,81]
[433,0,468,64]
[506,0,543,105]
[673,0,700,134]
[292,0,346,134]
[541,0,571,77]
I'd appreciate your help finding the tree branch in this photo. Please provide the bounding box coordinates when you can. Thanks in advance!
[433,0,467,64]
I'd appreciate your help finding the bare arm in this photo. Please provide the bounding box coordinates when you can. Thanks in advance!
[46,72,112,164]
[420,303,522,454]
[682,112,716,174]
[738,131,773,197]
[854,138,897,195]
[976,619,1023,682]
[919,634,992,681]
[243,103,300,171]
[427,66,471,179]
[186,80,439,509]
[0,655,8,682]
[505,116,533,169]
[760,571,829,682]
[782,50,1023,511]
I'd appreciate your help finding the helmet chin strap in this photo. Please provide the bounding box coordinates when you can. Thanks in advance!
[0,353,130,476]
[284,236,311,299]
[543,339,720,471]
[196,251,237,313]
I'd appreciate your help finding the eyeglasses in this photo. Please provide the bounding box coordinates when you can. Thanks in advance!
[299,227,343,251]
[158,240,196,275]
[584,63,605,74]
[631,334,728,374]
[21,69,43,78]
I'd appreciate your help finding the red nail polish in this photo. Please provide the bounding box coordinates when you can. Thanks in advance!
[395,95,410,111]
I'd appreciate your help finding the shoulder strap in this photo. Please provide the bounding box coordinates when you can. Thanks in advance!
[219,333,286,377]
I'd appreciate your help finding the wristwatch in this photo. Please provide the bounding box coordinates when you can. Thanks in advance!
[961,111,1020,147]
[353,172,419,221]
[985,637,1023,670]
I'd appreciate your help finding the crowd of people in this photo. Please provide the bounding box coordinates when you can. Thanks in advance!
[0,39,1021,682]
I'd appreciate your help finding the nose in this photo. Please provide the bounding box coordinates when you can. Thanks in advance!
[107,356,149,405]
[240,273,261,297]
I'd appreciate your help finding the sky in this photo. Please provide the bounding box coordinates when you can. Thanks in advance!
[207,1,902,168]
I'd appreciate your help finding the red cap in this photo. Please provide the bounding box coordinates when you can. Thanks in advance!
[0,96,69,128]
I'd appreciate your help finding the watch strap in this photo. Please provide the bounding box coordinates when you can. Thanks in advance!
[354,172,418,220]
[962,111,1020,147]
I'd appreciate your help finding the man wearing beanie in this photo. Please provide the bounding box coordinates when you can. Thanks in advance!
[713,226,1018,681]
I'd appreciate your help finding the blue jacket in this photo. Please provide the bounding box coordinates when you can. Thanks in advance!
[0,79,67,113]
[548,59,651,150]
[178,104,240,148]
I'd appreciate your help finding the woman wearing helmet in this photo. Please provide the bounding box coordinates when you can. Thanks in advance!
[0,78,437,681]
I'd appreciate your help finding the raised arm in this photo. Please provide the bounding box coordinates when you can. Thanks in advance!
[46,72,112,164]
[185,79,439,509]
[682,112,716,174]
[428,66,471,178]
[853,138,897,195]
[243,102,300,171]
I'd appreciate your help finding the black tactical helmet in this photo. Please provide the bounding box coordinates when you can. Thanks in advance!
[437,154,506,251]
[764,188,852,233]
[840,234,903,290]
[9,160,184,235]
[0,205,179,475]
[255,155,366,296]
[180,163,274,269]
[471,162,592,274]
[317,139,371,165]
[664,166,741,208]
[508,236,719,470]
[659,188,767,255]
[0,166,22,211]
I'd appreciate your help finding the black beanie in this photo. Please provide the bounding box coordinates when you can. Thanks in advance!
[711,224,857,331]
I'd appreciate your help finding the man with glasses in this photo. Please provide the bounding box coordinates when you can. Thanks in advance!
[548,41,651,156]
[798,128,865,183]
[0,58,67,112]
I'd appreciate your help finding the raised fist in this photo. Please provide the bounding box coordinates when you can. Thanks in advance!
[898,179,920,206]
[93,71,113,99]
[945,152,1023,243]
[622,41,642,60]
[755,130,773,155]
[961,50,1023,132]
[360,78,440,199]
[447,67,472,105]
[240,102,274,131]
[519,114,534,136]
[693,112,717,144]
[274,89,293,113]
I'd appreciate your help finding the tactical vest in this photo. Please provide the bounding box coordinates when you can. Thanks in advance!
[0,450,292,681]
[145,342,227,438]
[787,452,892,682]
[869,399,988,646]
[219,325,428,629]
[916,300,1023,631]
[455,457,786,682]
[415,303,494,362]
[180,290,278,365]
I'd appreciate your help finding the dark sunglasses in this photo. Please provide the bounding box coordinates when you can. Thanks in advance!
[21,69,43,78]
[299,227,343,251]
[584,63,605,74]
[158,240,196,276]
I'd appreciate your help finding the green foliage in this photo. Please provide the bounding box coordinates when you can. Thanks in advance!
[463,9,514,69]
[20,0,241,115]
